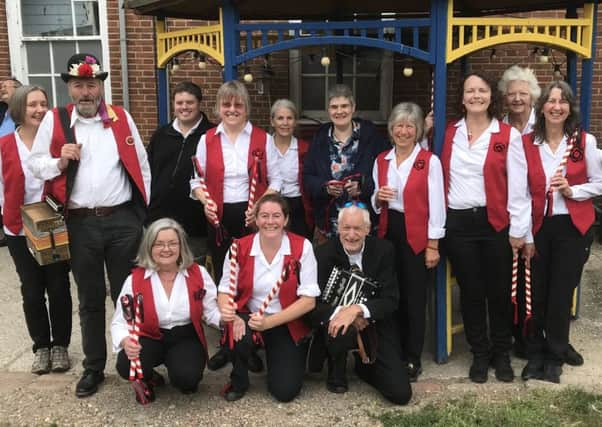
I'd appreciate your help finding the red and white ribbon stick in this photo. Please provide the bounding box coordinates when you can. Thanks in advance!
[224,240,239,349]
[256,260,294,317]
[546,129,579,210]
[120,295,142,380]
[523,261,533,335]
[245,155,261,227]
[192,156,226,246]
[511,253,519,325]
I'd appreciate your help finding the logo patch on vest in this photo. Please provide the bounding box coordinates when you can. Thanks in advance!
[413,159,426,170]
[569,146,584,162]
[493,142,506,153]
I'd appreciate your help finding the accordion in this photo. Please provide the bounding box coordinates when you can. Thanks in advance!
[321,265,379,307]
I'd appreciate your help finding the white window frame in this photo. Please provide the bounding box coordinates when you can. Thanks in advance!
[289,47,393,124]
[6,0,112,105]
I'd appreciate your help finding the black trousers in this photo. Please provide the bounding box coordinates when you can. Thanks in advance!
[283,196,311,240]
[207,202,249,283]
[67,206,142,372]
[230,316,308,402]
[384,210,430,367]
[116,323,205,392]
[6,235,72,353]
[445,207,513,357]
[317,324,412,405]
[526,215,590,365]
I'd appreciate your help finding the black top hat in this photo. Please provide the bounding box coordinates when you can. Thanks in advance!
[61,53,108,83]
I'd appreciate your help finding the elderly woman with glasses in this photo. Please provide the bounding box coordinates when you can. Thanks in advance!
[498,65,541,136]
[303,84,389,243]
[371,102,445,382]
[111,218,221,403]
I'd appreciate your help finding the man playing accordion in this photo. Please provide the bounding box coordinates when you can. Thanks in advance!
[307,203,411,405]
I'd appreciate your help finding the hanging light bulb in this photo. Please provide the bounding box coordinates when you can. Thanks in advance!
[197,52,207,69]
[553,64,562,80]
[171,57,180,72]
[243,66,253,83]
[320,55,330,67]
[539,48,550,63]
[403,65,414,77]
[490,48,497,61]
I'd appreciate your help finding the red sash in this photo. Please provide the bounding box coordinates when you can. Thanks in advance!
[0,133,31,234]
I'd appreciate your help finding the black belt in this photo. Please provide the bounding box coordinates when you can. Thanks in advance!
[448,206,487,215]
[68,202,130,217]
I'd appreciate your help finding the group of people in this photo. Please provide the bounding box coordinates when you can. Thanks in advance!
[0,50,599,407]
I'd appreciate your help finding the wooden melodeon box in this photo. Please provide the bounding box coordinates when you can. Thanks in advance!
[321,265,379,307]
[20,196,70,265]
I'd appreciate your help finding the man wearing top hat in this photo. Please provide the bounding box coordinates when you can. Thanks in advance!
[28,53,151,398]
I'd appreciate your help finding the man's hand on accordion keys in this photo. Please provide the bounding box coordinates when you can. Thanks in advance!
[328,305,364,338]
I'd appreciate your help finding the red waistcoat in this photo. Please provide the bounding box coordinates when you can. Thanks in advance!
[297,138,314,232]
[204,126,268,221]
[441,121,511,231]
[131,265,208,355]
[0,133,37,234]
[44,104,147,205]
[376,148,431,254]
[234,232,310,343]
[523,131,594,236]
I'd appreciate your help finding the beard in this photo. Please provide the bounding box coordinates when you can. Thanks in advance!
[74,97,101,118]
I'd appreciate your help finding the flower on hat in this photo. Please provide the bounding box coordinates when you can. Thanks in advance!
[68,61,101,78]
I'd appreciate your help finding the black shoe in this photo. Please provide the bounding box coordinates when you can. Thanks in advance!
[564,344,584,366]
[0,237,7,247]
[469,355,489,383]
[221,383,247,402]
[75,370,105,398]
[248,350,264,373]
[326,355,348,393]
[407,362,423,383]
[180,385,198,395]
[491,353,514,382]
[521,359,544,381]
[207,347,229,371]
[543,363,562,384]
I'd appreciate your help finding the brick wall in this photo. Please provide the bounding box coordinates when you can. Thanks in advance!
[2,2,602,142]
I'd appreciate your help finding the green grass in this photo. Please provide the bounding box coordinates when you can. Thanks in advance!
[379,388,602,427]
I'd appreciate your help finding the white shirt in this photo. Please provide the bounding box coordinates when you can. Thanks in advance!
[28,107,151,209]
[448,118,530,238]
[268,136,302,197]
[218,234,320,314]
[110,265,220,352]
[172,117,203,139]
[190,121,281,203]
[0,131,45,236]
[371,145,446,240]
[502,108,536,136]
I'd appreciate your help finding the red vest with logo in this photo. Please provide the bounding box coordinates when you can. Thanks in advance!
[44,104,147,205]
[441,121,511,231]
[0,133,38,234]
[131,265,208,355]
[297,138,314,232]
[234,232,309,343]
[204,126,268,221]
[522,131,594,236]
[376,148,431,254]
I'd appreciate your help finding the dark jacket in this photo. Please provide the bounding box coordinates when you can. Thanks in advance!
[146,113,214,236]
[308,236,399,337]
[302,118,389,231]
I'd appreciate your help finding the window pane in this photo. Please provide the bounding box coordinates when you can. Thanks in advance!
[53,41,78,74]
[302,77,325,110]
[28,76,53,103]
[77,41,103,63]
[75,2,100,36]
[301,53,324,74]
[356,77,380,110]
[22,0,74,36]
[26,43,51,74]
[54,77,71,107]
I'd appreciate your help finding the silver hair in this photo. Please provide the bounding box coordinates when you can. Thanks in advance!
[135,218,194,271]
[270,98,298,120]
[214,80,251,117]
[387,102,425,143]
[327,84,355,107]
[497,65,541,104]
[337,205,371,229]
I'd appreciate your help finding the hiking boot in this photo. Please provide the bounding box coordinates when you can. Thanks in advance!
[521,359,544,381]
[564,344,584,366]
[491,353,514,382]
[50,346,71,372]
[543,363,562,384]
[31,348,51,375]
[469,355,489,383]
[407,362,423,383]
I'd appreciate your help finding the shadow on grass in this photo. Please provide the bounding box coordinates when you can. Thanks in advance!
[379,388,602,427]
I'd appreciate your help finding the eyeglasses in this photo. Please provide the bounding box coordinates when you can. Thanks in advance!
[152,241,180,250]
[343,201,367,209]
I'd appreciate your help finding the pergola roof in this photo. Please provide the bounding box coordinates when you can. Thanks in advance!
[125,0,587,20]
